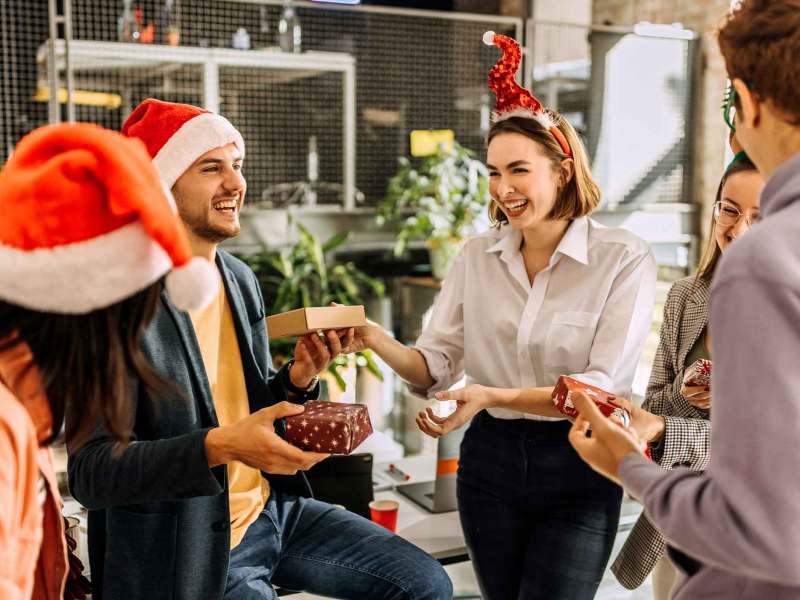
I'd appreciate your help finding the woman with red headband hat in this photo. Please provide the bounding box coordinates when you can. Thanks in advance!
[343,32,657,598]
[0,123,217,599]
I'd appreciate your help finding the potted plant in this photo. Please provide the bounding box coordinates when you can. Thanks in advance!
[237,220,385,394]
[377,140,490,279]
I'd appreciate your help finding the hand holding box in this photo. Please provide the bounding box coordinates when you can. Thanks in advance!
[683,358,712,387]
[551,375,631,427]
[285,400,373,454]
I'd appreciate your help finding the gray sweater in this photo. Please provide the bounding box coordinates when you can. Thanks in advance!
[620,152,800,599]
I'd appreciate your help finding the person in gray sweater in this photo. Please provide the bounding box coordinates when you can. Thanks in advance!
[568,1,800,598]
[611,155,763,598]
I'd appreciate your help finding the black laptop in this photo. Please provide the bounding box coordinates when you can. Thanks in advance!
[305,453,375,519]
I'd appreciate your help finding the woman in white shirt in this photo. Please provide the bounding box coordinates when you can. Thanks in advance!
[345,33,656,599]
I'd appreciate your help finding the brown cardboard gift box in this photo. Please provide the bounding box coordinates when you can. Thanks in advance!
[285,400,373,454]
[266,305,366,339]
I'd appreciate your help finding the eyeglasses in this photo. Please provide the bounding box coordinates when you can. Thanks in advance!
[722,85,738,132]
[713,200,759,227]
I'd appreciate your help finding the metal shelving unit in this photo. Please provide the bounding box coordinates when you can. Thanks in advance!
[38,39,357,210]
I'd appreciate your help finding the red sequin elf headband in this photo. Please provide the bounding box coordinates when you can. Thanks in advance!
[483,31,573,158]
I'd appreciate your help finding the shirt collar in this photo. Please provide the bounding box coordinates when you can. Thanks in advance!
[0,340,53,444]
[554,216,590,265]
[485,226,523,264]
[486,217,590,266]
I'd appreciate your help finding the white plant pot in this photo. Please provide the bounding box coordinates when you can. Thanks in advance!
[428,239,462,280]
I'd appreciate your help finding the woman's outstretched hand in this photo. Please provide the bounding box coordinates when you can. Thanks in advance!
[416,384,494,438]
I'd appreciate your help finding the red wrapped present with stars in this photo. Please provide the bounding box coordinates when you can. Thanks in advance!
[285,400,373,454]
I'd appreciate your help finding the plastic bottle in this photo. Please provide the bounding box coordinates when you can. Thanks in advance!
[233,27,251,51]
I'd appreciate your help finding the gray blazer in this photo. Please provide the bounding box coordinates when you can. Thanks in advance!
[68,250,315,600]
[612,275,711,589]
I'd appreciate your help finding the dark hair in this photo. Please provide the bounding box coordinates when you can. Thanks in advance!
[0,282,170,449]
[696,154,759,281]
[486,113,600,226]
[718,0,800,125]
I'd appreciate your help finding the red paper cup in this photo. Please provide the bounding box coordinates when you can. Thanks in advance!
[369,500,399,532]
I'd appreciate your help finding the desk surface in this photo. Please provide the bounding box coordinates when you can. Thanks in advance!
[374,454,467,562]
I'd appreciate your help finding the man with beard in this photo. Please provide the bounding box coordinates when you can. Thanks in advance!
[68,99,452,600]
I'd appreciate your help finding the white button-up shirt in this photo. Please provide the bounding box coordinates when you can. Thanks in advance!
[413,216,657,421]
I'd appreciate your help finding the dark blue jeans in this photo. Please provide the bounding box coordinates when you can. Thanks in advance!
[457,411,622,600]
[224,490,453,600]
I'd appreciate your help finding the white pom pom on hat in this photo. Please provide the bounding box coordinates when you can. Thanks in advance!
[165,256,219,311]
[483,30,496,46]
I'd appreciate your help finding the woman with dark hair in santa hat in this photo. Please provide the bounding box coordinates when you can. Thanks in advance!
[0,123,217,600]
[344,32,657,598]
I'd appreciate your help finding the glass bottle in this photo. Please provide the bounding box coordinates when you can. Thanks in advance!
[278,0,302,53]
[306,135,319,206]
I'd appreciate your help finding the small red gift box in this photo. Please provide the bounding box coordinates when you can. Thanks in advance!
[683,358,712,387]
[285,400,373,454]
[551,375,630,427]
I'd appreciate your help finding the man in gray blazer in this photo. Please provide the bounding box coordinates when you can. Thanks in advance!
[568,1,800,598]
[68,99,452,600]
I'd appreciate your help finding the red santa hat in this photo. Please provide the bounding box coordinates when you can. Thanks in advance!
[121,98,245,189]
[483,31,572,157]
[0,123,218,314]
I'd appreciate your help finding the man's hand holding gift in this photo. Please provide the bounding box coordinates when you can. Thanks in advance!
[568,391,648,486]
[289,328,355,390]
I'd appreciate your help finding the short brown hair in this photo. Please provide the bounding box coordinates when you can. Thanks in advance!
[696,154,758,281]
[486,113,600,226]
[718,0,800,124]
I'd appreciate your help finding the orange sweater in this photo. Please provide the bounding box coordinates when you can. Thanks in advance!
[0,342,68,600]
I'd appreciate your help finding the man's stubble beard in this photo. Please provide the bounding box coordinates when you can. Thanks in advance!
[174,192,241,244]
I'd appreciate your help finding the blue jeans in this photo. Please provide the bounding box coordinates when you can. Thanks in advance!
[457,411,622,600]
[224,490,453,600]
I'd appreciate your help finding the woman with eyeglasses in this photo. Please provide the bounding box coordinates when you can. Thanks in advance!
[609,152,764,599]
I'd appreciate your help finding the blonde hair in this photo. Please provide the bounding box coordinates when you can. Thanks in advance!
[486,112,600,226]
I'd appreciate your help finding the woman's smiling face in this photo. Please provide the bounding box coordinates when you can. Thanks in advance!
[486,132,564,229]
[714,169,764,253]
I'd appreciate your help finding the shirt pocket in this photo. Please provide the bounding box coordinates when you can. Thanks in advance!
[543,311,600,374]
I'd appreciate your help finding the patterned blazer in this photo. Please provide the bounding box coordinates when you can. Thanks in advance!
[611,275,712,589]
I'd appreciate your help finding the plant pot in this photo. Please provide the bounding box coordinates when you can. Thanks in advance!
[427,238,462,280]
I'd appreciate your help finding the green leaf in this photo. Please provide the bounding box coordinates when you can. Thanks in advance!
[358,349,384,381]
[322,231,351,253]
[327,363,348,391]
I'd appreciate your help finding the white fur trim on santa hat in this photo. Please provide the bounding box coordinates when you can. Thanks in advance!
[492,107,556,130]
[165,256,218,311]
[0,222,217,314]
[153,112,245,189]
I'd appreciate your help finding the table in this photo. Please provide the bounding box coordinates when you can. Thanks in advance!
[374,454,467,564]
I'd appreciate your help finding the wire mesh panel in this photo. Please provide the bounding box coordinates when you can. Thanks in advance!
[0,1,50,158]
[1,1,521,208]
[530,21,697,208]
